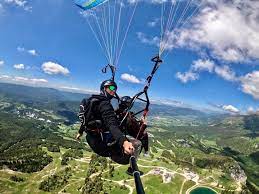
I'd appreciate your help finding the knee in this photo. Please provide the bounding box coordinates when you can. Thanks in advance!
[111,154,130,165]
[86,134,110,157]
[132,139,142,149]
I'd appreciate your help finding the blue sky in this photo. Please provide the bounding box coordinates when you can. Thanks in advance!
[0,0,258,114]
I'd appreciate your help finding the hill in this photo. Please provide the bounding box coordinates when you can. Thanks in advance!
[0,82,258,193]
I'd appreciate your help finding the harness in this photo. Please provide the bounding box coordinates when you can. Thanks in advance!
[120,55,162,136]
[79,96,117,146]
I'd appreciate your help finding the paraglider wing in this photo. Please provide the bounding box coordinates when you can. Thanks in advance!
[74,0,108,10]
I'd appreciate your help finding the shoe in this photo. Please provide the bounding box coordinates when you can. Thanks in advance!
[126,167,143,176]
[143,152,150,157]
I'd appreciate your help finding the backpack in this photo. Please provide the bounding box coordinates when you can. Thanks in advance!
[78,97,101,131]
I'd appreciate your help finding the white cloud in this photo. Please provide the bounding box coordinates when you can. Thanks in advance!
[17,46,38,56]
[151,98,184,107]
[192,59,215,73]
[247,106,255,115]
[42,62,70,75]
[175,59,215,83]
[17,47,25,52]
[13,76,48,84]
[175,71,198,83]
[79,10,95,19]
[214,65,237,82]
[173,0,259,63]
[175,59,259,101]
[0,75,48,85]
[148,18,159,27]
[137,32,160,46]
[0,75,10,79]
[138,1,259,63]
[59,86,98,94]
[30,78,48,84]
[3,0,32,11]
[0,60,4,66]
[4,0,26,7]
[150,0,168,4]
[28,49,37,56]
[13,76,29,82]
[0,75,98,95]
[176,59,238,83]
[121,73,141,84]
[240,71,259,100]
[222,105,239,113]
[13,64,25,70]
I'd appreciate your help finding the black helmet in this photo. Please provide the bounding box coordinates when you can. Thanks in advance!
[119,96,132,110]
[100,79,117,99]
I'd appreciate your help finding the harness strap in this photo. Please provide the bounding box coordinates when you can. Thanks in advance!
[136,113,148,140]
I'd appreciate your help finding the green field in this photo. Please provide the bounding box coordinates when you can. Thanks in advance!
[0,91,258,194]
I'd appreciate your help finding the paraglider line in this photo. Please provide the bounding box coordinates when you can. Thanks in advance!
[115,1,138,67]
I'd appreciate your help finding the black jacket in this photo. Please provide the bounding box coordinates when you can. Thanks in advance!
[79,94,127,147]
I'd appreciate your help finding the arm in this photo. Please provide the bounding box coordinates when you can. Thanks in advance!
[99,100,128,147]
[78,124,85,135]
[76,125,85,140]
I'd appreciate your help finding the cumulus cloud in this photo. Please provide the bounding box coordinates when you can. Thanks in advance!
[175,71,198,83]
[240,71,259,100]
[13,64,25,70]
[138,1,259,63]
[121,73,141,84]
[192,59,215,73]
[175,58,239,83]
[3,0,32,11]
[176,59,216,83]
[137,32,160,46]
[42,62,70,75]
[175,59,259,101]
[17,46,38,56]
[173,0,259,63]
[214,65,237,82]
[0,60,4,66]
[138,0,259,101]
[222,105,239,114]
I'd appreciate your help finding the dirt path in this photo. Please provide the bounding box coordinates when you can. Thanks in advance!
[179,179,187,194]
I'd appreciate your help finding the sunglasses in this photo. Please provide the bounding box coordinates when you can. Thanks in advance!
[108,85,117,91]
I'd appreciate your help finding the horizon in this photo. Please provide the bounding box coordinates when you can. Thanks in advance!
[0,81,251,115]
